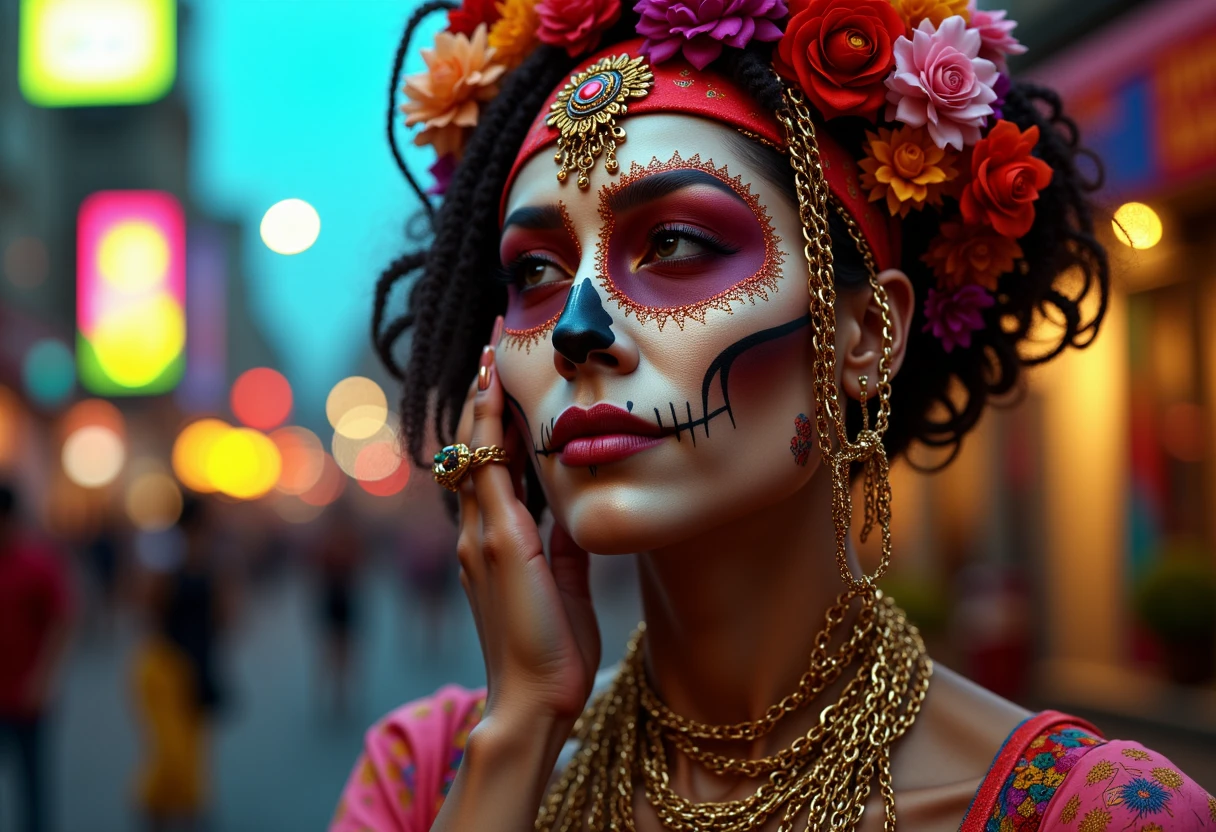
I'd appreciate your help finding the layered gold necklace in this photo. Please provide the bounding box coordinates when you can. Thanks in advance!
[535,589,931,832]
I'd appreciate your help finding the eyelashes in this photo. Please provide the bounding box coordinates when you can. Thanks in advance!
[501,224,740,291]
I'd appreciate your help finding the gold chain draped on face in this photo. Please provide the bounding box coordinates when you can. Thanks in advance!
[532,82,931,832]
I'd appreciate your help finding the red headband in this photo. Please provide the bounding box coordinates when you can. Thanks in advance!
[501,39,900,272]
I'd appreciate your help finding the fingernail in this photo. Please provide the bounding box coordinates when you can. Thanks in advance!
[477,345,495,391]
[491,315,504,346]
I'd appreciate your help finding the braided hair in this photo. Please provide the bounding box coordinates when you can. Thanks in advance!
[374,7,1109,480]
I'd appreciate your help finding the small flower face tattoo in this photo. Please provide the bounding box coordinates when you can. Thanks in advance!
[790,413,814,466]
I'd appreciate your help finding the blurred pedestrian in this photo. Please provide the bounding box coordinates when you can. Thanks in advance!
[0,482,74,832]
[313,503,362,719]
[132,497,231,832]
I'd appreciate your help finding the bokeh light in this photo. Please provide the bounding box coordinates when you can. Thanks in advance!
[172,418,230,493]
[332,412,400,479]
[231,367,293,430]
[23,338,75,408]
[357,454,410,497]
[125,470,183,531]
[271,494,324,525]
[270,426,324,495]
[87,294,186,388]
[326,376,387,437]
[0,385,20,466]
[4,236,49,288]
[60,398,125,441]
[260,198,320,255]
[1113,202,1163,249]
[299,452,345,507]
[19,0,177,108]
[62,425,125,487]
[206,427,281,500]
[97,220,171,291]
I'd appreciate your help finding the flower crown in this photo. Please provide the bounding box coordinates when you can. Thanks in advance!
[400,0,1042,354]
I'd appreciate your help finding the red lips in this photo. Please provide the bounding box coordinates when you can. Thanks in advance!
[550,403,672,467]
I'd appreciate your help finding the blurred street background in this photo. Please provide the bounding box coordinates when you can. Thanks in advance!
[0,0,1215,829]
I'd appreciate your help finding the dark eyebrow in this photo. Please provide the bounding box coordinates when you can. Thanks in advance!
[502,204,566,232]
[606,169,741,215]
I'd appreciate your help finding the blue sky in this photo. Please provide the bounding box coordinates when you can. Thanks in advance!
[183,0,445,415]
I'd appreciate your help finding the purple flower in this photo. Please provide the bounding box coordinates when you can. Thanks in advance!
[426,154,459,196]
[884,16,999,150]
[967,2,1027,72]
[922,284,993,352]
[988,72,1010,124]
[634,0,787,70]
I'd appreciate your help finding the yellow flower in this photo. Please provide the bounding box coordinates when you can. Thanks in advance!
[1013,766,1045,790]
[401,24,506,158]
[891,0,970,32]
[1086,760,1115,785]
[1140,825,1163,832]
[1078,808,1112,832]
[1209,795,1216,822]
[858,125,958,218]
[488,0,540,70]
[1151,767,1182,790]
[1060,794,1081,823]
[1122,748,1152,761]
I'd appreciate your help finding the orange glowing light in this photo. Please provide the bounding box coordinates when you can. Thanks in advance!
[299,452,345,507]
[60,398,125,442]
[270,426,324,495]
[206,427,281,500]
[171,418,230,493]
[231,367,293,430]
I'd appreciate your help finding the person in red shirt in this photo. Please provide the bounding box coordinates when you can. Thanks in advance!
[0,483,73,832]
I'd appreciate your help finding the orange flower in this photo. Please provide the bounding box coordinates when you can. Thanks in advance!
[891,0,970,32]
[488,0,540,69]
[400,24,506,159]
[922,221,1021,290]
[858,125,958,217]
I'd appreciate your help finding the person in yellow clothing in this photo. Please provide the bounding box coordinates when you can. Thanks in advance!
[132,634,207,830]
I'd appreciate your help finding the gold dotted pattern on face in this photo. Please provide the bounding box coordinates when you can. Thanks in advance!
[502,202,580,353]
[593,150,785,332]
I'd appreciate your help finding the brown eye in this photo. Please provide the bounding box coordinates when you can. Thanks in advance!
[523,260,547,286]
[655,233,680,259]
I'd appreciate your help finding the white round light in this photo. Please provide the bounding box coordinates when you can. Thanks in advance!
[260,198,321,255]
[62,425,126,488]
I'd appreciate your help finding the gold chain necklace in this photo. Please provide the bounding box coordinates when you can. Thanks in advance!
[535,590,931,832]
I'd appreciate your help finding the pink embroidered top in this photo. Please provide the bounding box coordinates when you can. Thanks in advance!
[330,687,1215,832]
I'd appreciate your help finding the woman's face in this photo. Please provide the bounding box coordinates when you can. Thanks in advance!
[498,114,821,554]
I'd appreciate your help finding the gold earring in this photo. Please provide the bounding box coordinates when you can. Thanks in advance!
[778,87,894,593]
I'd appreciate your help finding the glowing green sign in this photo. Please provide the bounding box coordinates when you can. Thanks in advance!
[20,0,176,107]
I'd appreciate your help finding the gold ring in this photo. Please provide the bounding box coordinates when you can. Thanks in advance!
[431,443,510,491]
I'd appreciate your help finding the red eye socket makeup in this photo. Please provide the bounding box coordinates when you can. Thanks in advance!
[501,201,581,352]
[595,152,784,330]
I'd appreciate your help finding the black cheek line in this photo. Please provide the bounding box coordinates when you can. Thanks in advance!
[656,315,811,440]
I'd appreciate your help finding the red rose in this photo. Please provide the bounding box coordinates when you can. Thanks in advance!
[960,120,1053,239]
[536,0,622,57]
[773,0,905,121]
[447,0,501,37]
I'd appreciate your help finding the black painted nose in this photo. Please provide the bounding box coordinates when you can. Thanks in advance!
[552,278,615,364]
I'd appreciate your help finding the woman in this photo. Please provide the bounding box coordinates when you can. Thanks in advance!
[333,1,1215,829]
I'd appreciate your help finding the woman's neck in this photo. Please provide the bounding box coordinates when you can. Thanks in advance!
[635,464,858,731]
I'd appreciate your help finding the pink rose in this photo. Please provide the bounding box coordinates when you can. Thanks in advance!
[536,0,622,57]
[967,4,1027,71]
[884,16,999,150]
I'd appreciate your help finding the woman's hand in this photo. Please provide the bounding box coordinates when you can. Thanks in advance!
[453,332,602,730]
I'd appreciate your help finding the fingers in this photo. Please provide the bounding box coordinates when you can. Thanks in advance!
[468,341,528,528]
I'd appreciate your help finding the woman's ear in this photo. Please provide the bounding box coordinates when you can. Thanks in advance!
[835,269,915,402]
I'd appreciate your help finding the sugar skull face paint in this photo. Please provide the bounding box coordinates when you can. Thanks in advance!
[497,114,823,555]
[596,151,784,330]
[501,201,581,352]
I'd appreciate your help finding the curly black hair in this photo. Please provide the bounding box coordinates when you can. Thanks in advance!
[373,6,1109,482]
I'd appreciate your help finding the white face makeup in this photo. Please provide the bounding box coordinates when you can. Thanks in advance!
[498,114,822,555]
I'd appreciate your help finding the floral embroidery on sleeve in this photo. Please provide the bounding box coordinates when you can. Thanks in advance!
[986,725,1104,831]
[1043,741,1215,831]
